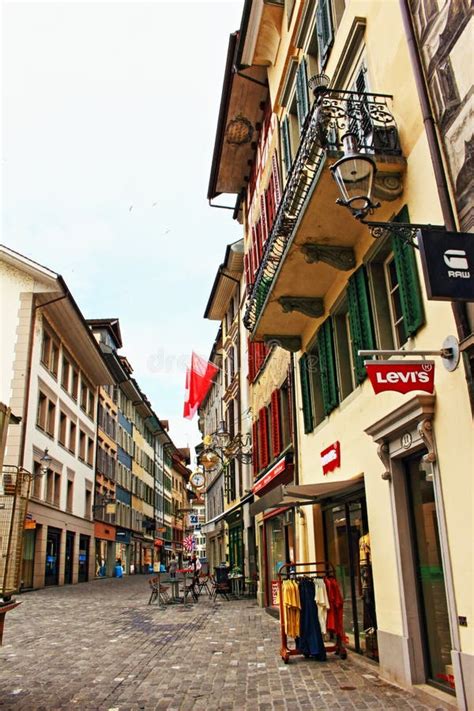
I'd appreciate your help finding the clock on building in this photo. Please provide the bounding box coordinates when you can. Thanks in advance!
[190,471,205,489]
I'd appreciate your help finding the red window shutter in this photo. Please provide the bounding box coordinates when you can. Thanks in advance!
[272,152,282,207]
[259,407,269,470]
[266,182,275,232]
[252,420,259,477]
[260,193,268,245]
[248,340,255,383]
[271,390,282,458]
[256,219,263,262]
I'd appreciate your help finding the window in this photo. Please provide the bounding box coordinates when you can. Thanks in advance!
[47,400,56,438]
[66,478,74,512]
[71,368,79,400]
[87,437,94,467]
[37,392,47,430]
[279,384,292,451]
[45,470,54,503]
[41,328,59,377]
[316,0,334,69]
[79,430,86,461]
[332,300,356,401]
[54,473,61,507]
[50,342,59,378]
[41,331,51,368]
[32,462,43,499]
[385,254,408,347]
[85,487,92,520]
[59,411,67,446]
[80,382,88,412]
[69,421,77,454]
[295,58,310,128]
[61,356,70,390]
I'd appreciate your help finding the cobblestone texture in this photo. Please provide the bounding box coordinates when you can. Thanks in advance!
[0,576,452,710]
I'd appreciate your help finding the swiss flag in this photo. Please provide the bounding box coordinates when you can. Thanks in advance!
[183,352,219,420]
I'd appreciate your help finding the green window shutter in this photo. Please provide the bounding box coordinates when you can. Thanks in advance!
[347,267,376,383]
[299,353,314,434]
[317,0,334,68]
[317,319,339,416]
[281,117,292,174]
[296,59,309,128]
[392,207,425,336]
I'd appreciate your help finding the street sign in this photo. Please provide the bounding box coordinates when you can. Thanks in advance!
[417,229,474,301]
[365,360,435,394]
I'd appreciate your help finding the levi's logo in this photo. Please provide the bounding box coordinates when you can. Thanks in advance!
[365,361,435,395]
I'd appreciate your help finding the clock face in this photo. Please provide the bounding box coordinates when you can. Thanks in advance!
[191,472,205,488]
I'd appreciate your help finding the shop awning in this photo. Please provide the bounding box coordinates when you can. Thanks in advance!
[201,492,253,533]
[249,475,364,517]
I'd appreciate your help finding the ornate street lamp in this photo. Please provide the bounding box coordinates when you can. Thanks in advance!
[198,421,252,472]
[330,133,380,220]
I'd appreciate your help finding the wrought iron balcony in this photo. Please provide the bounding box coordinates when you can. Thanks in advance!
[243,89,402,334]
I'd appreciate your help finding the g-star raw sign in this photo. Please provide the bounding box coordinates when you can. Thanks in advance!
[321,442,340,475]
[365,360,435,394]
[417,229,474,301]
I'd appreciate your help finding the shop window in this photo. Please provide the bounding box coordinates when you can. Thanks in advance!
[69,421,77,454]
[58,411,67,446]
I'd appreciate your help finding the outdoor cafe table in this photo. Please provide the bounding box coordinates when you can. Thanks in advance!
[156,572,192,607]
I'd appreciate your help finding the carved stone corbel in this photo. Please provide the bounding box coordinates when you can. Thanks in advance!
[418,417,437,464]
[377,442,391,480]
[263,335,302,352]
[373,172,404,202]
[278,296,324,318]
[301,243,356,271]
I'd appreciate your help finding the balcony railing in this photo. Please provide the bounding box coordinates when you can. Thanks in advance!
[243,89,400,333]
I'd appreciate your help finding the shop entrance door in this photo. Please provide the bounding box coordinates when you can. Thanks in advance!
[228,524,243,572]
[65,531,75,584]
[21,528,36,589]
[44,527,61,586]
[324,494,378,660]
[78,534,89,583]
[405,456,453,693]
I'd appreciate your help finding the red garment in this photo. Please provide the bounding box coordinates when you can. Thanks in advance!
[324,576,344,638]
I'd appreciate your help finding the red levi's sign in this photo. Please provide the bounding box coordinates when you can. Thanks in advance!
[321,442,340,475]
[365,360,435,395]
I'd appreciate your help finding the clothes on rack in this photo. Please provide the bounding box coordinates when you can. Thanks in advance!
[324,576,344,638]
[282,580,300,638]
[314,578,330,635]
[296,578,327,660]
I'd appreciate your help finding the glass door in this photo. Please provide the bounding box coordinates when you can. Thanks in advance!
[78,534,89,583]
[45,527,61,586]
[65,531,75,584]
[21,529,36,589]
[405,456,453,692]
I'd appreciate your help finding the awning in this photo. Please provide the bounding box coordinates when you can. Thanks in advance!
[201,493,253,533]
[249,475,364,517]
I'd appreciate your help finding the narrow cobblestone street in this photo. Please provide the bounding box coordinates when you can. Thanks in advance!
[0,577,451,711]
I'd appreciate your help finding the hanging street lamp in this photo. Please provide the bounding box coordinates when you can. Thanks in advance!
[330,133,380,220]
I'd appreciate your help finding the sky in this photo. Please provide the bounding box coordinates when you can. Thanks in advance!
[2,0,243,455]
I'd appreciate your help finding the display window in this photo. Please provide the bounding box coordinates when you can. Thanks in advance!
[264,509,295,608]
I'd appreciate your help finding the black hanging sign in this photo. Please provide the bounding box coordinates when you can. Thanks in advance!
[417,229,474,302]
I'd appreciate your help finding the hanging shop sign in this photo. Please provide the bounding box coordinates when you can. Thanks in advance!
[321,442,341,475]
[365,360,435,395]
[271,580,280,606]
[252,457,287,495]
[417,230,474,301]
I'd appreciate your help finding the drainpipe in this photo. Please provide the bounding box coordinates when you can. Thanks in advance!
[399,0,473,410]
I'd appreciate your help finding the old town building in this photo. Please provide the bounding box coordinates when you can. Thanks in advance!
[206,1,473,707]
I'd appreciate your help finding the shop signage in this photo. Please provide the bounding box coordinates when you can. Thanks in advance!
[252,457,287,495]
[365,360,435,394]
[190,514,198,524]
[271,580,280,606]
[417,229,474,301]
[24,518,37,530]
[321,442,340,475]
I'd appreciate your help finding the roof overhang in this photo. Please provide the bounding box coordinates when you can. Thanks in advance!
[239,0,285,68]
[250,474,365,517]
[204,240,244,320]
[207,32,268,201]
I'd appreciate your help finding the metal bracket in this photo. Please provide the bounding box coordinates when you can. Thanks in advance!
[361,221,445,250]
[358,336,460,372]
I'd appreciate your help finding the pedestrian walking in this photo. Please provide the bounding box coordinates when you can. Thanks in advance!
[168,555,178,579]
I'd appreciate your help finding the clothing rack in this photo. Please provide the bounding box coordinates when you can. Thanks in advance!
[277,561,347,663]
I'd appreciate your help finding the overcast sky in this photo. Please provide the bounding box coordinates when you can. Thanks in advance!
[2,1,243,454]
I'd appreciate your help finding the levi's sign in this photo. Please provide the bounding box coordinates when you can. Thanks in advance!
[365,360,435,395]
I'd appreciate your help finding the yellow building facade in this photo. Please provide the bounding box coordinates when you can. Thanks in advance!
[208,1,473,707]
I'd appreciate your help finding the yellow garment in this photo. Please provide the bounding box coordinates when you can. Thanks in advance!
[282,580,301,638]
[359,533,371,566]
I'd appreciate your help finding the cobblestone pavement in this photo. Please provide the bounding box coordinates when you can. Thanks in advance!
[0,576,451,711]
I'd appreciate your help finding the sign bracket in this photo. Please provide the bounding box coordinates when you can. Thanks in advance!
[358,336,460,372]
